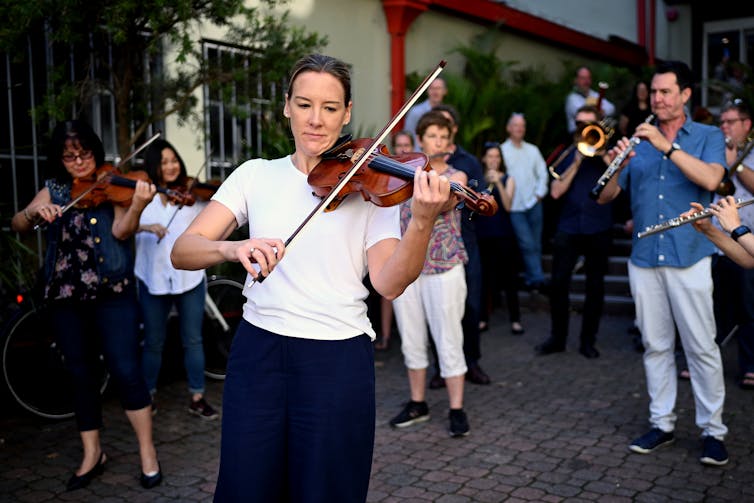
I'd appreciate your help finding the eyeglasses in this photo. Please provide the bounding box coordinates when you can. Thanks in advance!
[483,141,500,149]
[62,150,94,163]
[720,118,744,126]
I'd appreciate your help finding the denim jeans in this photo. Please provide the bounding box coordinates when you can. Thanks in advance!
[138,279,206,395]
[51,288,151,432]
[510,202,545,286]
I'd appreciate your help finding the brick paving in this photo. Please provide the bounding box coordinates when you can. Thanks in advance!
[2,302,753,502]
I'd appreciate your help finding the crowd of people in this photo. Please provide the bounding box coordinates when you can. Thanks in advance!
[383,60,754,472]
[10,53,754,500]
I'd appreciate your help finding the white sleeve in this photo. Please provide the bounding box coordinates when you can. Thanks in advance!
[211,159,260,227]
[365,204,400,249]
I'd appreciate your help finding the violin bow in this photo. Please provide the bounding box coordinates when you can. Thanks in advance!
[34,131,162,230]
[249,60,447,287]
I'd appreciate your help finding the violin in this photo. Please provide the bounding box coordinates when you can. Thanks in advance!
[32,131,165,231]
[71,164,195,208]
[307,136,498,217]
[178,177,222,202]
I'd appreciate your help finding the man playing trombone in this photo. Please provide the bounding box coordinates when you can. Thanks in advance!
[595,61,729,466]
[535,105,612,359]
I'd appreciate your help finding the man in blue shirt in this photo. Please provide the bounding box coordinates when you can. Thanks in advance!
[536,105,612,359]
[597,61,729,466]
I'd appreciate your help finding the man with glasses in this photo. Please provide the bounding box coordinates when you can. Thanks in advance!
[711,99,754,391]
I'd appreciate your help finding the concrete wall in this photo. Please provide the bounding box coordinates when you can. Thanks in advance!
[502,0,637,43]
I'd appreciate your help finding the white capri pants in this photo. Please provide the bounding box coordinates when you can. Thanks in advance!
[392,263,467,378]
[629,257,727,439]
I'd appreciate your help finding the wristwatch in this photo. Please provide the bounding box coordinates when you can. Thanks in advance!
[664,142,681,158]
[730,225,751,242]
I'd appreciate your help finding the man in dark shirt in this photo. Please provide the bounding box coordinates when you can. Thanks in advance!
[433,104,490,385]
[535,105,613,358]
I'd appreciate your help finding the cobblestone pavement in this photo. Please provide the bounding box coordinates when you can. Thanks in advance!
[2,303,753,502]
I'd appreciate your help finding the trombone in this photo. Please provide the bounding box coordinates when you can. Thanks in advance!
[548,119,614,180]
[716,129,754,196]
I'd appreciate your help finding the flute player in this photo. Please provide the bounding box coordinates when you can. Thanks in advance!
[596,61,729,466]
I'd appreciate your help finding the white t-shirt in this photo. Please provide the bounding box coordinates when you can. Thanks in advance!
[135,196,206,295]
[212,156,401,340]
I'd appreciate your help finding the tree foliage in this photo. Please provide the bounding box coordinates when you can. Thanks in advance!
[0,0,327,157]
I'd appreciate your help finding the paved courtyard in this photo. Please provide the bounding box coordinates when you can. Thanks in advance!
[2,304,753,502]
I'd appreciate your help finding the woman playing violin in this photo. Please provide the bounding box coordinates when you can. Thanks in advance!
[389,111,471,437]
[10,120,162,491]
[134,139,218,420]
[171,53,453,502]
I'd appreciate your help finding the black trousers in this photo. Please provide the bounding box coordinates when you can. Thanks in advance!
[549,230,611,347]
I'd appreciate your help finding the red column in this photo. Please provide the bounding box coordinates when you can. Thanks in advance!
[637,0,646,49]
[648,0,656,65]
[381,0,430,122]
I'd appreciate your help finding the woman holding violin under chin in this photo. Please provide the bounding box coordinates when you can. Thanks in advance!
[171,53,454,502]
[134,139,218,420]
[10,119,162,491]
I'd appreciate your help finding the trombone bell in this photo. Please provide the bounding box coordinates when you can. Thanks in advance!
[575,121,612,157]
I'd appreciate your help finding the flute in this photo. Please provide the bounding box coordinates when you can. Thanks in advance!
[637,197,754,239]
[588,114,655,200]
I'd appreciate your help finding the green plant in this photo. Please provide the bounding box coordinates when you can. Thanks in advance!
[0,229,39,300]
[407,30,648,161]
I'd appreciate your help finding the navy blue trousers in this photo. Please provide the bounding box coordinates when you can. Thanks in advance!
[51,288,151,431]
[214,321,375,503]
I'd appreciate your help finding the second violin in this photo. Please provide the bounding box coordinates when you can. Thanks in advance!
[71,164,195,209]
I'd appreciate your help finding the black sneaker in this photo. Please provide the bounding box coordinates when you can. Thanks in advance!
[628,427,675,454]
[448,409,470,437]
[389,401,430,428]
[188,397,219,420]
[700,436,729,466]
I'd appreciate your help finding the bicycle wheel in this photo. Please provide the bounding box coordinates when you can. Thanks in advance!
[2,305,109,420]
[203,277,244,380]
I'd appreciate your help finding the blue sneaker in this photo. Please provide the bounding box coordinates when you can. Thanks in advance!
[700,436,729,466]
[628,428,675,454]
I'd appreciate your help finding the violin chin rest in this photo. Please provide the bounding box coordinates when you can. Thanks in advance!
[322,134,354,158]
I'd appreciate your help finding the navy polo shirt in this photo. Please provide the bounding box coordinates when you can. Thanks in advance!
[555,152,613,235]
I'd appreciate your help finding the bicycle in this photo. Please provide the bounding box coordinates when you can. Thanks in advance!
[1,274,243,419]
[202,274,244,380]
[1,295,109,420]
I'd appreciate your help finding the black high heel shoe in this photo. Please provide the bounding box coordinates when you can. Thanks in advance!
[140,462,162,489]
[66,452,106,491]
